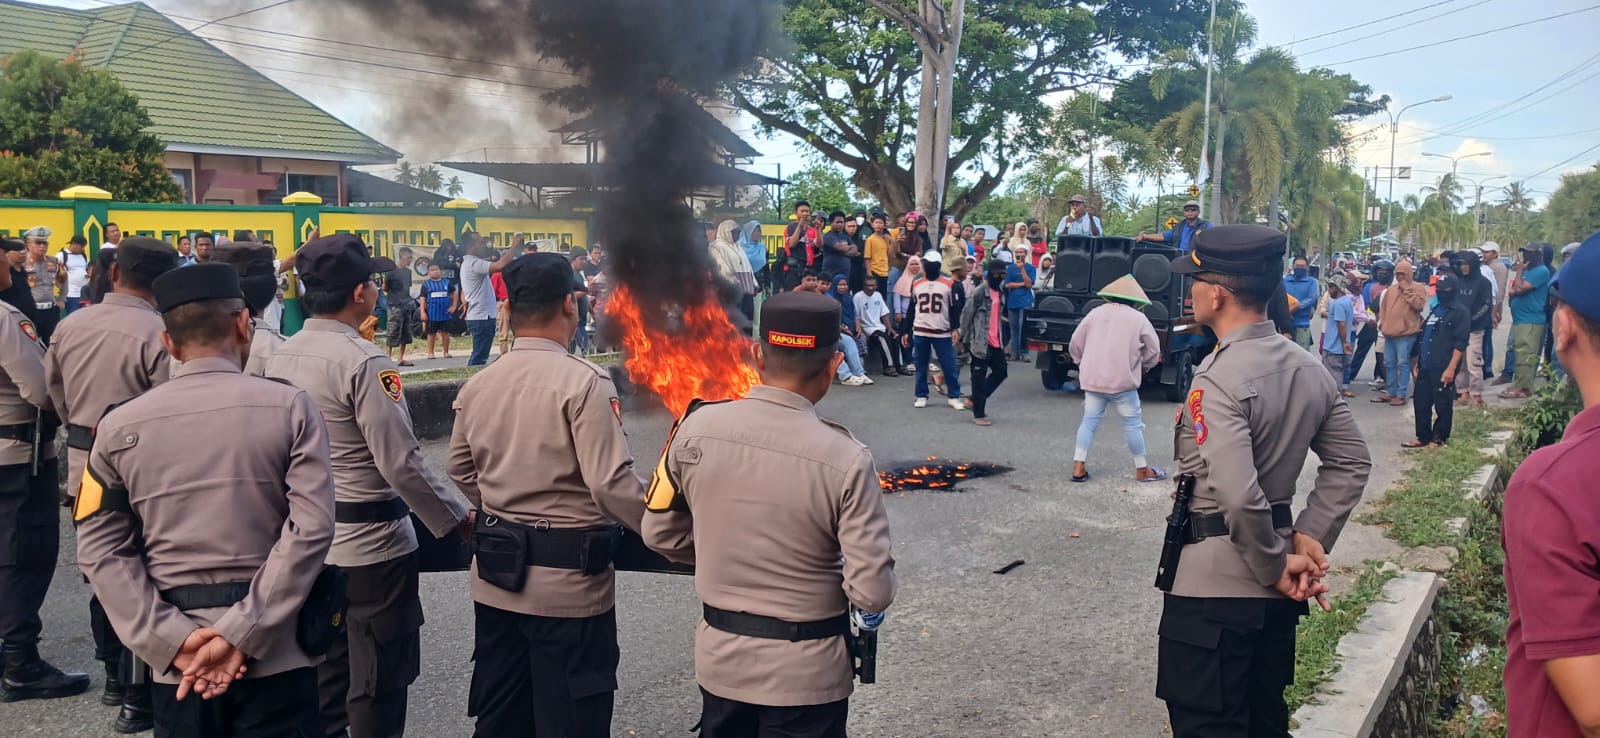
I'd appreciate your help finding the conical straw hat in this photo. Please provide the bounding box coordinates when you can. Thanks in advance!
[1096,274,1151,307]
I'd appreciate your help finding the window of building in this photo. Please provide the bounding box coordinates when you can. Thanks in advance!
[267,173,340,205]
[168,169,194,203]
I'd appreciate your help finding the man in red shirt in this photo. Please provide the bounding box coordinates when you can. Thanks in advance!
[1503,229,1600,738]
[491,266,510,356]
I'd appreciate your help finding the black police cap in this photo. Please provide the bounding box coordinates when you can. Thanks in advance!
[296,235,396,292]
[1170,224,1286,277]
[0,238,22,253]
[501,252,583,306]
[760,291,840,350]
[116,237,180,280]
[153,262,243,313]
[213,242,276,272]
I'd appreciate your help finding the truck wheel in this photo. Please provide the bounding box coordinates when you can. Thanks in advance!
[1041,364,1068,391]
[1164,350,1194,402]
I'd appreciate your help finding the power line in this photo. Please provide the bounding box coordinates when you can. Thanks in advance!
[1319,3,1600,66]
[1296,0,1496,58]
[1518,142,1600,181]
[104,0,299,64]
[1267,0,1469,50]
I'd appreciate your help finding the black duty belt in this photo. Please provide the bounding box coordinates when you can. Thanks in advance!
[488,516,618,571]
[335,497,411,524]
[1188,504,1293,544]
[161,581,250,611]
[65,424,95,450]
[702,604,850,642]
[0,423,35,441]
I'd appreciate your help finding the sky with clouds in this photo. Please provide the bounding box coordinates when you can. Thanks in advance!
[29,0,1600,209]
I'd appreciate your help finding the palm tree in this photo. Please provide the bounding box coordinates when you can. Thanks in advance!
[446,176,465,198]
[395,161,417,188]
[416,165,444,193]
[1420,173,1464,212]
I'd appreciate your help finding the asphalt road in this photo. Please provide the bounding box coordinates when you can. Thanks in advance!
[5,342,1478,737]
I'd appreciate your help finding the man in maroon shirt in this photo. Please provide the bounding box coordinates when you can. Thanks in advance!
[1503,229,1600,738]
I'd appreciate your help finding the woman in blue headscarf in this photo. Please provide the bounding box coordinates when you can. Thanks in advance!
[831,273,871,386]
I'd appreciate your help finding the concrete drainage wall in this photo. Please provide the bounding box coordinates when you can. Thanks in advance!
[1293,430,1510,738]
[406,366,654,441]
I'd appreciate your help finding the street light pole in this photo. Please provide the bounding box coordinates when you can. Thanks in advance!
[1385,95,1452,236]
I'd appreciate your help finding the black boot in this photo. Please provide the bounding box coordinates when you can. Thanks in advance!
[101,659,124,706]
[113,683,154,734]
[0,642,91,702]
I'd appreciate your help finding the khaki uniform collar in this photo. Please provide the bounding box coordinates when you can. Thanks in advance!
[746,385,817,415]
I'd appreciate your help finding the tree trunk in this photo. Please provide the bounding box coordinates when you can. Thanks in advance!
[1209,109,1228,224]
[913,52,940,217]
[1267,178,1282,232]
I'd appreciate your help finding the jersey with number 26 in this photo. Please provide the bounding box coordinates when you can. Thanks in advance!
[911,277,956,337]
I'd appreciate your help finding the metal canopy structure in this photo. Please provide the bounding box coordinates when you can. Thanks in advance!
[440,161,783,210]
[345,169,448,206]
[550,94,761,164]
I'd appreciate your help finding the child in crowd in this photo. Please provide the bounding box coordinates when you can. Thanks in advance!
[420,263,458,359]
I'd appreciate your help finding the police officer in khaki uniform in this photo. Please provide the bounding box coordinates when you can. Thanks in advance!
[75,263,336,737]
[45,236,178,731]
[643,291,896,738]
[446,252,647,737]
[1159,225,1372,737]
[0,240,91,701]
[213,242,285,376]
[265,235,470,738]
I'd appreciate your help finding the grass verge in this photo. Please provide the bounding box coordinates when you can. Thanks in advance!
[1285,562,1400,713]
[1357,409,1500,547]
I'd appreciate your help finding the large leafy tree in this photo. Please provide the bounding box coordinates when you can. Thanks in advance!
[416,165,444,193]
[784,162,869,215]
[733,0,1213,219]
[0,50,180,202]
[1544,164,1600,244]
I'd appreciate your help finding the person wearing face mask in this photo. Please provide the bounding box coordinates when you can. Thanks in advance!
[1282,257,1320,350]
[1502,244,1554,398]
[1360,261,1395,391]
[1403,275,1470,448]
[1375,260,1428,406]
[1451,251,1494,407]
[900,251,964,410]
[958,261,1011,426]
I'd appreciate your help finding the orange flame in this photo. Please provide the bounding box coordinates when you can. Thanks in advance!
[607,285,759,417]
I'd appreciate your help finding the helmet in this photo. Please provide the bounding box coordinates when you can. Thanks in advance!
[1373,259,1395,271]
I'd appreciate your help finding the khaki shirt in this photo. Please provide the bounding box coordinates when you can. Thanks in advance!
[1171,321,1371,599]
[45,293,171,497]
[447,337,646,618]
[76,357,335,685]
[266,318,467,567]
[643,386,895,707]
[0,300,53,466]
[245,319,286,378]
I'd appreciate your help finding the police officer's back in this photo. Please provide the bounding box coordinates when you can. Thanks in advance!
[446,252,646,737]
[266,235,469,738]
[1158,225,1371,737]
[213,242,285,376]
[74,263,336,737]
[644,291,896,737]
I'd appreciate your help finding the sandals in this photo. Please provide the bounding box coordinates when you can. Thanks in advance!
[397,361,415,367]
[1369,394,1391,403]
[973,418,993,427]
[1401,440,1429,449]
[1341,390,1356,398]
[1388,398,1406,406]
[1138,467,1168,483]
[1071,470,1091,483]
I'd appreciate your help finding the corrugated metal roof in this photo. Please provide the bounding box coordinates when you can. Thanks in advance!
[0,0,398,164]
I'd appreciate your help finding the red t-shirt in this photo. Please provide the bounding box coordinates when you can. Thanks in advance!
[490,272,508,301]
[1503,403,1600,738]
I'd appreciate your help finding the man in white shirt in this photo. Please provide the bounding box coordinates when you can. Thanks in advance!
[58,235,91,314]
[459,233,518,365]
[1055,195,1103,238]
[854,278,899,376]
[98,222,122,252]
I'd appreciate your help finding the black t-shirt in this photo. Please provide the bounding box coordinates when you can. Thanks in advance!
[1267,281,1294,336]
[386,266,412,298]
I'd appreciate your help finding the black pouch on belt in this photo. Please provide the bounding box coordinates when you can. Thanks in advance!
[297,566,349,656]
[577,527,621,577]
[471,515,528,592]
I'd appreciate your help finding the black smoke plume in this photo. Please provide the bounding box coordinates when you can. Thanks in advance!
[321,0,780,330]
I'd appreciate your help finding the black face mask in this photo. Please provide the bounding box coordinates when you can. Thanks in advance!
[1376,271,1393,285]
[986,274,1004,290]
[1436,288,1458,304]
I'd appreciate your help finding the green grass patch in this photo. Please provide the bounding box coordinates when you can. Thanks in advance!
[404,366,487,384]
[1285,562,1400,713]
[1358,410,1502,547]
[1436,498,1510,736]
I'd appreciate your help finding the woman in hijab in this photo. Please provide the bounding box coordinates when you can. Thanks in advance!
[1007,222,1029,251]
[740,220,768,295]
[709,219,757,323]
[831,273,871,386]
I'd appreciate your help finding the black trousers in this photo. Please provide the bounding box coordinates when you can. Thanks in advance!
[1347,322,1378,383]
[468,603,619,738]
[968,348,1008,420]
[152,666,320,738]
[1156,595,1306,738]
[861,332,897,374]
[699,687,848,738]
[1413,367,1456,444]
[317,553,422,738]
[0,458,57,646]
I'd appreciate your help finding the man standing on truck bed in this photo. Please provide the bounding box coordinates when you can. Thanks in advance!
[1136,200,1211,252]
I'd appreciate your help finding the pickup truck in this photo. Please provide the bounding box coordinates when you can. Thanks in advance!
[1022,236,1215,402]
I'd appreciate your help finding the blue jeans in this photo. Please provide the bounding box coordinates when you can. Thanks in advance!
[1481,327,1495,380]
[1008,308,1028,358]
[912,335,961,399]
[837,336,865,380]
[466,319,496,366]
[62,297,81,315]
[1074,389,1148,468]
[1384,335,1417,399]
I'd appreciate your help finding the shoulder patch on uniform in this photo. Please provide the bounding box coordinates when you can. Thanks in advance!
[820,416,865,445]
[19,319,38,343]
[610,397,622,425]
[1186,389,1208,445]
[378,369,404,402]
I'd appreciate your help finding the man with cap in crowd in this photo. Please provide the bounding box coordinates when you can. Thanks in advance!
[1404,274,1471,449]
[213,242,285,376]
[1069,273,1163,483]
[1137,201,1212,252]
[75,262,336,738]
[0,238,91,703]
[45,236,179,732]
[1157,225,1371,737]
[1282,256,1321,351]
[1056,194,1103,238]
[21,227,66,345]
[1482,242,1510,383]
[901,250,965,410]
[0,238,35,319]
[446,252,647,736]
[643,290,896,738]
[265,234,471,738]
[1501,243,1554,399]
[1451,250,1495,407]
[1375,259,1428,407]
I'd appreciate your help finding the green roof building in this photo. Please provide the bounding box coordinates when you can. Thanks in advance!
[0,0,400,205]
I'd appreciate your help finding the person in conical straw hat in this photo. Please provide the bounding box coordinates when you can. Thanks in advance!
[1068,273,1164,483]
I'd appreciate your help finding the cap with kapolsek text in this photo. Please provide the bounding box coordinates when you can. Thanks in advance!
[1170,224,1285,276]
[1551,229,1600,323]
[296,235,395,292]
[153,262,243,313]
[116,237,179,280]
[501,252,584,306]
[760,291,840,351]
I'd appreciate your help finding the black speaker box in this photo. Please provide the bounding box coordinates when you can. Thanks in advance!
[1091,237,1135,293]
[1055,236,1094,293]
[1131,245,1190,324]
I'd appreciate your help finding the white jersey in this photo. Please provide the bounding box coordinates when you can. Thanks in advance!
[911,277,956,336]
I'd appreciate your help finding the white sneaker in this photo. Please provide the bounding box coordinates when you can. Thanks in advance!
[948,398,966,410]
[863,376,875,385]
[914,397,928,408]
[842,375,868,387]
